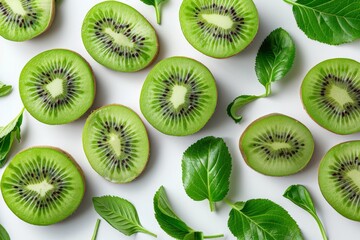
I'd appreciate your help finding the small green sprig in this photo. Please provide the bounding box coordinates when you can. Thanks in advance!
[0,108,24,168]
[140,0,169,24]
[0,81,12,97]
[227,28,296,123]
[284,185,328,240]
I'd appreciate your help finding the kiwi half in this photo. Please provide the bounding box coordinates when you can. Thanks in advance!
[82,104,150,183]
[179,0,259,58]
[319,141,360,221]
[1,147,85,225]
[240,114,314,176]
[81,1,158,72]
[0,0,55,41]
[19,49,96,125]
[301,58,360,135]
[140,57,217,136]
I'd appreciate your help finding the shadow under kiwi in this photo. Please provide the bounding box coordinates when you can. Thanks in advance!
[31,0,66,43]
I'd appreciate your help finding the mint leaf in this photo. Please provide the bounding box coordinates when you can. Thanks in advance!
[284,0,360,45]
[154,186,223,240]
[0,108,24,168]
[154,186,193,239]
[227,199,303,240]
[93,196,156,237]
[227,28,295,123]
[0,224,10,240]
[255,28,295,94]
[141,0,168,24]
[182,136,232,212]
[0,82,12,97]
[91,219,101,240]
[284,185,328,240]
[227,95,260,123]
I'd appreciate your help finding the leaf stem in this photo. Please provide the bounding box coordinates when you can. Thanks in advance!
[91,219,101,240]
[209,201,216,212]
[312,213,328,240]
[204,234,224,239]
[283,0,295,5]
[155,5,161,24]
[141,228,157,238]
[265,84,272,97]
[224,199,237,209]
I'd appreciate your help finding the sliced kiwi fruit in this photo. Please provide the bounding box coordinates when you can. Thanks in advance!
[1,146,85,225]
[82,104,150,183]
[301,58,360,135]
[240,114,314,176]
[19,49,96,125]
[0,0,55,41]
[179,0,259,58]
[140,57,217,136]
[319,141,360,221]
[81,1,159,72]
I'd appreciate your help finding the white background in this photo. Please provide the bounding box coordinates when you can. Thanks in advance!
[0,0,359,239]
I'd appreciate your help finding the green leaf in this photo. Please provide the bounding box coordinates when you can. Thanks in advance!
[182,136,232,211]
[0,82,12,97]
[255,28,295,91]
[153,187,223,240]
[227,199,304,240]
[154,186,193,239]
[227,95,260,123]
[184,232,203,240]
[0,224,10,240]
[91,219,101,240]
[140,0,168,24]
[227,28,295,124]
[93,196,156,237]
[284,0,360,45]
[284,185,328,240]
[0,108,24,168]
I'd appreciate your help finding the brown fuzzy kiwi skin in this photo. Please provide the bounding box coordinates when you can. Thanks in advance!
[239,113,314,176]
[1,146,86,225]
[85,104,150,183]
[38,0,56,39]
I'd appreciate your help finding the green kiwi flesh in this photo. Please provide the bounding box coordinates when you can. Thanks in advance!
[319,141,360,221]
[0,0,55,41]
[179,0,259,58]
[81,1,158,72]
[1,147,85,225]
[140,57,217,136]
[301,58,360,135]
[82,104,150,183]
[19,49,96,125]
[240,114,314,176]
